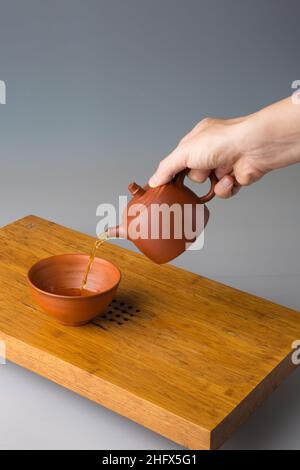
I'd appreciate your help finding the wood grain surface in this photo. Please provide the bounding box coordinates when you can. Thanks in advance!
[0,215,299,449]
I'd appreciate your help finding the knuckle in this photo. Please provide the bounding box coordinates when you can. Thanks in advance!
[236,174,251,186]
[199,117,214,127]
[236,166,260,186]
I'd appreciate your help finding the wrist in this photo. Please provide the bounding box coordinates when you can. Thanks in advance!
[234,106,300,172]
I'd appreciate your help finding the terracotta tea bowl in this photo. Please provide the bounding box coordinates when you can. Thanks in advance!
[27,254,121,326]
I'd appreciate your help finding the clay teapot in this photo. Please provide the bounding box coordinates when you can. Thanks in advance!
[108,170,217,264]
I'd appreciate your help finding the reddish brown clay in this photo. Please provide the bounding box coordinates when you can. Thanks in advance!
[108,170,218,264]
[27,254,121,326]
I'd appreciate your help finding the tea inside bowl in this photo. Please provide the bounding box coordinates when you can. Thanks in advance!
[29,254,120,296]
[52,287,97,297]
[27,254,121,326]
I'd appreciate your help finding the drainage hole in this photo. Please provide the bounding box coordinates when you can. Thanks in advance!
[117,322,123,325]
[116,314,121,318]
[135,309,140,313]
[109,318,115,322]
[128,306,133,309]
[124,318,129,321]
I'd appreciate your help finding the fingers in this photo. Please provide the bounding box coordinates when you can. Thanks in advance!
[188,168,210,183]
[149,127,218,188]
[232,182,241,196]
[186,168,241,198]
[214,164,233,180]
[233,159,264,186]
[214,175,241,199]
[148,116,248,192]
[149,146,188,187]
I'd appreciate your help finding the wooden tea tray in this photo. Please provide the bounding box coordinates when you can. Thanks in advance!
[0,215,300,449]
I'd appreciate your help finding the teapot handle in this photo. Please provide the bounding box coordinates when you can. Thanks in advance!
[172,169,218,204]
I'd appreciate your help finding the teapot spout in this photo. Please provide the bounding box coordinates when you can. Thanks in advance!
[107,224,127,239]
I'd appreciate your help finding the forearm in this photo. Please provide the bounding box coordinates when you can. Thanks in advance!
[239,97,300,172]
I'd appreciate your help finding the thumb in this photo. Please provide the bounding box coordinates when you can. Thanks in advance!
[149,146,188,187]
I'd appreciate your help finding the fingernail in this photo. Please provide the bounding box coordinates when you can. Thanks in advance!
[149,175,158,187]
[221,176,233,188]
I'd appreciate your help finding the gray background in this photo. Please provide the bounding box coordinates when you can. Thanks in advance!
[0,0,299,449]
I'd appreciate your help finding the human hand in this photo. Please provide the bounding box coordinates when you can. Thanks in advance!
[149,97,300,198]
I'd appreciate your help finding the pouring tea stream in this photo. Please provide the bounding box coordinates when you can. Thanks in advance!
[81,170,217,290]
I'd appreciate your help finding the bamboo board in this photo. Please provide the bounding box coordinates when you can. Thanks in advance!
[0,215,299,449]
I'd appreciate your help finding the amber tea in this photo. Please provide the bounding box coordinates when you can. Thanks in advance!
[53,287,96,297]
